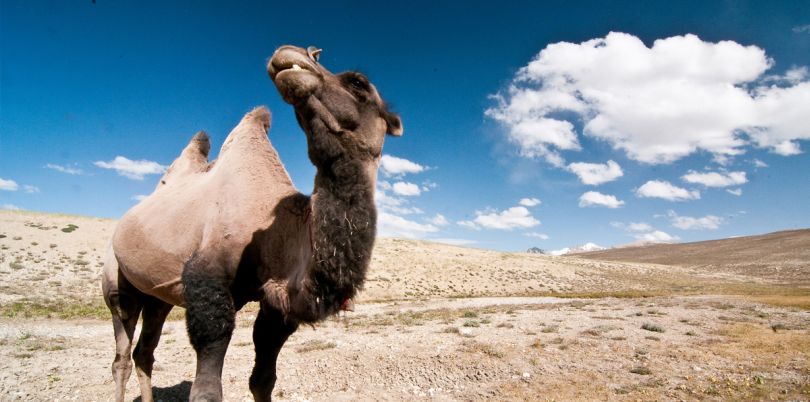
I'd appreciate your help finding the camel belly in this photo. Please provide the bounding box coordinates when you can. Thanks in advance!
[112,206,205,306]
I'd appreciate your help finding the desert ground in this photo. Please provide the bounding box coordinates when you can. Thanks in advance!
[0,210,808,401]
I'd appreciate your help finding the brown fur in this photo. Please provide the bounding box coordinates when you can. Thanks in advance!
[102,45,402,402]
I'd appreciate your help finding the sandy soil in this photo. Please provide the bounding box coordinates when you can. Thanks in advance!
[1,296,808,401]
[1,210,809,401]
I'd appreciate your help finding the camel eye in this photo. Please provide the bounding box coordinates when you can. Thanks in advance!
[345,75,368,91]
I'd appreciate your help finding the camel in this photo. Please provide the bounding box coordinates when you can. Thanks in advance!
[102,44,403,402]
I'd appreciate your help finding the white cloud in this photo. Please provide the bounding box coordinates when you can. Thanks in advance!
[636,180,700,201]
[753,159,768,168]
[380,155,426,177]
[681,170,747,187]
[458,206,540,230]
[23,185,40,194]
[377,211,439,239]
[431,238,477,246]
[726,188,743,196]
[525,232,550,240]
[487,32,810,164]
[627,222,653,232]
[1,204,22,211]
[578,191,624,208]
[392,181,421,197]
[793,25,810,34]
[567,160,624,185]
[518,197,541,207]
[668,211,723,230]
[45,163,83,175]
[429,214,449,226]
[94,156,165,180]
[0,178,19,191]
[131,194,148,202]
[635,230,679,243]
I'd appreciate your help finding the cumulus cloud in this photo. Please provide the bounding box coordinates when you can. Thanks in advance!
[430,214,449,226]
[487,32,810,165]
[0,178,19,191]
[613,221,677,243]
[432,238,477,246]
[753,159,768,168]
[45,163,83,175]
[726,188,743,196]
[519,197,541,207]
[578,191,624,208]
[568,160,624,185]
[635,230,679,243]
[131,194,148,202]
[458,206,540,230]
[377,211,439,239]
[23,185,40,194]
[380,155,426,177]
[94,156,165,180]
[392,181,421,197]
[1,204,22,211]
[636,180,700,201]
[525,232,550,240]
[681,170,747,187]
[668,211,723,230]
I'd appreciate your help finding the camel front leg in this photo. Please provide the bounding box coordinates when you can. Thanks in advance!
[182,268,235,402]
[249,302,299,401]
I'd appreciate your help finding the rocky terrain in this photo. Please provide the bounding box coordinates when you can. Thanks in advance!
[0,210,808,401]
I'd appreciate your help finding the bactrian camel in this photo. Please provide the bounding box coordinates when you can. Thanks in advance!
[102,44,403,402]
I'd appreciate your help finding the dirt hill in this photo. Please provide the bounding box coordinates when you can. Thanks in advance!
[578,229,810,286]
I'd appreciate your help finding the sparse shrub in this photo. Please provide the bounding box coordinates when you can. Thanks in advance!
[296,340,336,353]
[630,366,652,375]
[770,323,787,332]
[645,335,660,341]
[10,262,24,270]
[0,234,6,239]
[12,236,22,240]
[496,322,514,329]
[49,244,57,248]
[541,325,559,333]
[685,331,697,336]
[642,323,665,333]
[463,320,480,328]
[60,224,78,233]
[462,311,478,318]
[30,242,38,246]
[442,327,460,334]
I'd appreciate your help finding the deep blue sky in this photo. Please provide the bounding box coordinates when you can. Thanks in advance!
[2,1,809,251]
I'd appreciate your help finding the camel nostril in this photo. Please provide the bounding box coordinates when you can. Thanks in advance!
[307,46,322,62]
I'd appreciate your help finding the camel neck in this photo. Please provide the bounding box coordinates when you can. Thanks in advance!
[303,157,377,317]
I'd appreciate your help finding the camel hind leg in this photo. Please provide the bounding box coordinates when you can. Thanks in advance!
[132,297,174,402]
[102,256,143,402]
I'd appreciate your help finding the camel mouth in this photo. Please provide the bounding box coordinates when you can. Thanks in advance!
[268,46,320,82]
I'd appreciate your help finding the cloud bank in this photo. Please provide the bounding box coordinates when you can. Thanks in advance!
[487,32,810,165]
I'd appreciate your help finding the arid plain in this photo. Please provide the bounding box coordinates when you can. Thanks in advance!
[0,210,808,401]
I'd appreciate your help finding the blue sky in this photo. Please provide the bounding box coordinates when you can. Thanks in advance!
[2,1,809,252]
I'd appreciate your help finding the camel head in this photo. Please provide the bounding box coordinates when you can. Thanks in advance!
[268,45,403,170]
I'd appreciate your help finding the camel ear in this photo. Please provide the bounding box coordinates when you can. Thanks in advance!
[384,112,403,136]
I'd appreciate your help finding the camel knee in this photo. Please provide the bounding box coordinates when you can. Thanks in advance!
[112,353,133,378]
[132,345,154,372]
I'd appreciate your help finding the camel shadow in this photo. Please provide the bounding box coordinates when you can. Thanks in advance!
[132,381,192,402]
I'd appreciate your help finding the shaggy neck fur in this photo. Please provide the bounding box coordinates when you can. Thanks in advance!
[288,121,378,323]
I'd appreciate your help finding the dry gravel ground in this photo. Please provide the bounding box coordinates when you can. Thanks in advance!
[1,210,809,401]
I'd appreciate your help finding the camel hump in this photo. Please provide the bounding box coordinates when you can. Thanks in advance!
[242,106,272,132]
[188,131,211,158]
